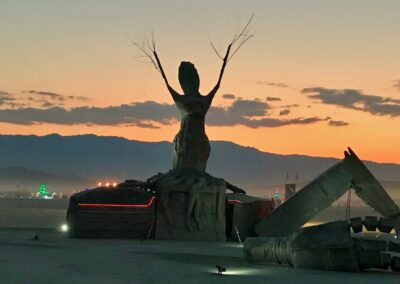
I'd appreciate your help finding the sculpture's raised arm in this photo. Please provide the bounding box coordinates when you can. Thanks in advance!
[207,44,232,101]
[153,50,180,101]
[207,16,255,101]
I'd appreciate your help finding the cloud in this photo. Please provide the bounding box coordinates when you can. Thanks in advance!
[0,91,11,96]
[207,104,323,127]
[207,99,323,128]
[281,104,299,109]
[70,95,90,102]
[134,121,161,129]
[0,91,27,108]
[302,87,400,117]
[222,94,236,100]
[0,102,178,126]
[0,97,325,129]
[279,109,290,116]
[41,101,56,108]
[227,99,269,117]
[25,90,66,101]
[25,90,89,102]
[328,120,349,127]
[207,99,268,127]
[257,81,289,88]
[1,89,90,109]
[394,80,400,91]
[266,96,281,102]
[0,91,14,105]
[236,117,324,128]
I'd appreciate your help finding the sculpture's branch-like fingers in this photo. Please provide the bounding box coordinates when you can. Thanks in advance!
[132,33,180,100]
[228,15,255,61]
[208,16,255,100]
[130,34,160,72]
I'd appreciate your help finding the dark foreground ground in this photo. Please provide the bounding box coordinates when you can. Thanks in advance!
[0,199,399,283]
[0,229,399,284]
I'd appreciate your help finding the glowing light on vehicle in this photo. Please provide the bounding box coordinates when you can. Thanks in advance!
[60,224,68,232]
[78,196,156,208]
[97,182,102,187]
[228,199,242,204]
[112,182,117,187]
[105,182,110,187]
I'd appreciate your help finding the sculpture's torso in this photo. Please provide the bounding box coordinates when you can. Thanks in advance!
[173,94,211,171]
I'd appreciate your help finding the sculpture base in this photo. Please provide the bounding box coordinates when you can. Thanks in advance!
[66,169,258,241]
[148,169,226,242]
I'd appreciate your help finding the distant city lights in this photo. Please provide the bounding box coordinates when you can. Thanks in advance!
[96,181,118,188]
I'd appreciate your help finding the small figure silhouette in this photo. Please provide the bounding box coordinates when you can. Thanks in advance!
[215,265,226,274]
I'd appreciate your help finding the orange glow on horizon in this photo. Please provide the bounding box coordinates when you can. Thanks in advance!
[1,118,400,164]
[1,2,400,164]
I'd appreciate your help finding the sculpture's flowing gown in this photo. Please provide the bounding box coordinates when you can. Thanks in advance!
[172,94,211,171]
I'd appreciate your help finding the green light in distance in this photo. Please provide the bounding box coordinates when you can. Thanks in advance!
[38,184,49,196]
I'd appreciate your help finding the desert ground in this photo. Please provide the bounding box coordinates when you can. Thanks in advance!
[1,229,400,284]
[0,199,398,283]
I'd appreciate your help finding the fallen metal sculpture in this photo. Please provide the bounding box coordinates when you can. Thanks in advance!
[245,221,400,272]
[255,147,400,238]
[247,147,400,272]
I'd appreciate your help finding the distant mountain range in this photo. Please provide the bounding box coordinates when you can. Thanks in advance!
[0,134,400,195]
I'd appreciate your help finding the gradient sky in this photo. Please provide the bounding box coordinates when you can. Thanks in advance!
[1,1,400,163]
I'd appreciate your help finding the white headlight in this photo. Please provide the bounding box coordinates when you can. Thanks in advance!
[61,224,68,232]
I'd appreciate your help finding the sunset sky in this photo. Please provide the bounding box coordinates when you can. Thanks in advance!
[1,1,400,163]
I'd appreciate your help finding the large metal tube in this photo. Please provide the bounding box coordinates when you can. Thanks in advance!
[255,160,353,237]
[246,222,360,271]
[244,237,291,265]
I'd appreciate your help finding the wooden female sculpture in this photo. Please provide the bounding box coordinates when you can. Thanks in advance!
[129,21,253,239]
[135,18,253,172]
[153,49,230,171]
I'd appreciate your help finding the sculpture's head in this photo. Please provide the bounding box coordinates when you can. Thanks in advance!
[179,61,200,95]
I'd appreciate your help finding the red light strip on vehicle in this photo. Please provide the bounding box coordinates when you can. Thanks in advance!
[78,196,156,208]
[228,199,242,204]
